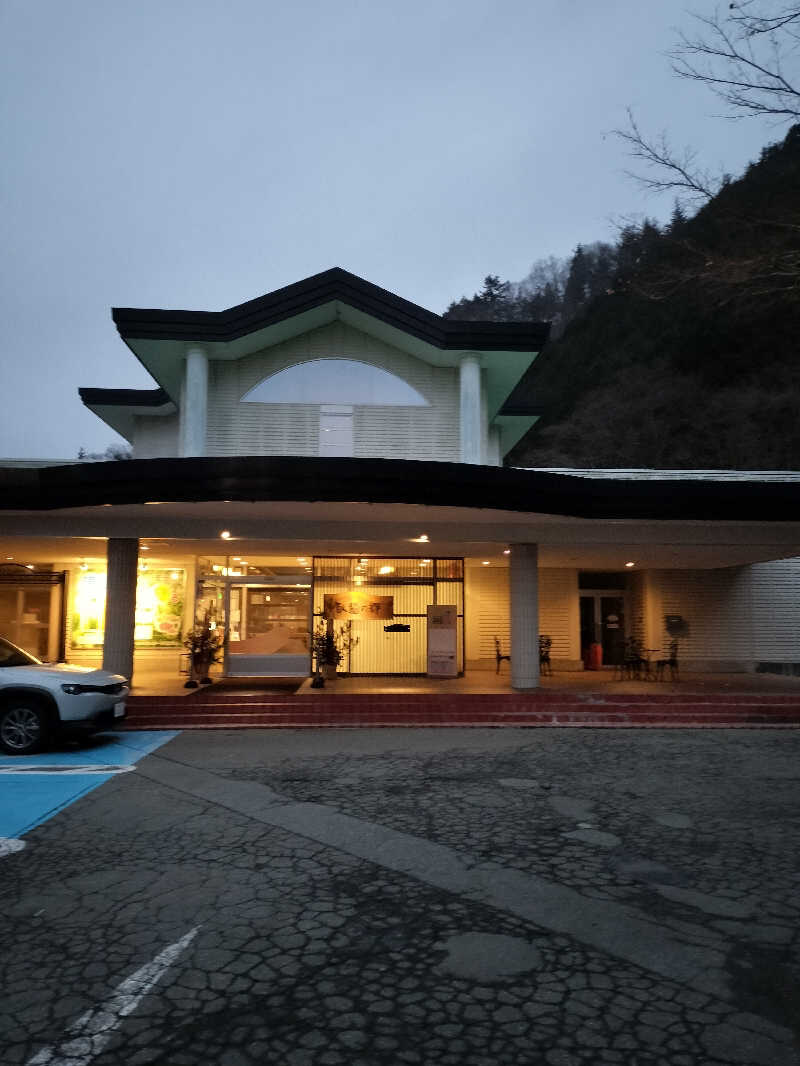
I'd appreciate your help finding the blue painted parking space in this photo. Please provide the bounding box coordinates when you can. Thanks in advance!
[0,731,178,838]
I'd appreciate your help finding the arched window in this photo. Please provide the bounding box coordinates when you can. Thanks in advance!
[241,359,430,406]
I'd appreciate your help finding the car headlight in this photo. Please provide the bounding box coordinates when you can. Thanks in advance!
[61,683,84,695]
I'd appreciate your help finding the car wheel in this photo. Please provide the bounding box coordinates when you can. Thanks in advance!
[0,701,50,755]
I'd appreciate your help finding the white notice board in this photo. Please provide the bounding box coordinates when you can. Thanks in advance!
[427,604,458,678]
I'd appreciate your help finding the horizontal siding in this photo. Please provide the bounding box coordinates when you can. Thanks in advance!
[132,414,179,458]
[466,566,579,663]
[748,558,800,661]
[539,569,579,661]
[206,321,459,460]
[650,568,753,665]
[466,565,509,661]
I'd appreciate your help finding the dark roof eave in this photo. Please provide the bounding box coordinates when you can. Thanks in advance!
[0,455,798,521]
[79,387,173,408]
[112,268,550,353]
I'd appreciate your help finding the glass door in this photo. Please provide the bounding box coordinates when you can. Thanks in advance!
[226,584,311,677]
[600,596,626,666]
[579,593,627,667]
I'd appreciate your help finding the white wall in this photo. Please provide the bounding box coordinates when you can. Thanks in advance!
[646,567,757,670]
[465,565,580,669]
[132,414,179,459]
[747,558,800,665]
[206,321,460,461]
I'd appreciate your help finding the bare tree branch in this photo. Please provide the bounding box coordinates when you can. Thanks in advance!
[669,5,800,121]
[728,1,800,38]
[613,110,719,201]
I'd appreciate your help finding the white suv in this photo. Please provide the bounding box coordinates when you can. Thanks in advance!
[0,637,128,755]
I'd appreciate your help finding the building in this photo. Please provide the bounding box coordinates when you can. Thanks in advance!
[2,268,800,689]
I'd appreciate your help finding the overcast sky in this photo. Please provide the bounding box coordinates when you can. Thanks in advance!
[0,0,778,458]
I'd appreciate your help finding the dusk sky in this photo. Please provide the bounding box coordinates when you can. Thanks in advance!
[0,0,778,458]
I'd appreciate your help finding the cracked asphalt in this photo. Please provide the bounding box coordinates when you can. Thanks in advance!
[1,727,799,1065]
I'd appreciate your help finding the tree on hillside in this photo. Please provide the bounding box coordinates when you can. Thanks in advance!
[445,274,515,321]
[77,444,132,461]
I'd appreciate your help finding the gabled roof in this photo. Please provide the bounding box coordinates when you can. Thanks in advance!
[111,267,549,352]
[85,268,549,453]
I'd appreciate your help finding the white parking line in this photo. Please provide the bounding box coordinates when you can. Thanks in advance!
[0,766,135,776]
[0,837,26,858]
[27,926,199,1066]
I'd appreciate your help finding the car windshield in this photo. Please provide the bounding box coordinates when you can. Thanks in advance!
[0,637,41,667]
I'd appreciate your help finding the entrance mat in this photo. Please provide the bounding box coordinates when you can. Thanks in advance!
[185,678,304,698]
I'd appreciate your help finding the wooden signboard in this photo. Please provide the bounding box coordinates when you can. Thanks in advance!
[323,593,394,621]
[427,604,458,678]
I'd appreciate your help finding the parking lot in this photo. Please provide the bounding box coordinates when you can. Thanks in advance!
[1,727,798,1065]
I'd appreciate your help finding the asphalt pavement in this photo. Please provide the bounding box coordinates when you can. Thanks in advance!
[1,727,798,1065]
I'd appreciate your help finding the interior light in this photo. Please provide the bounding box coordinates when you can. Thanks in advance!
[26,564,34,570]
[625,561,636,568]
[411,533,429,543]
[503,549,511,555]
[482,560,490,566]
[140,545,150,551]
[378,565,395,575]
[80,562,89,571]
[297,556,307,563]
[420,559,430,566]
[220,530,232,540]
[359,558,368,564]
[233,556,241,561]
[6,556,13,561]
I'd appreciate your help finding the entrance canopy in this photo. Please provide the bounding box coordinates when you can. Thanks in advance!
[2,457,800,569]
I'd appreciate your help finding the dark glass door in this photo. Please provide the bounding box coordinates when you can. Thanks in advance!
[579,596,597,663]
[600,596,625,666]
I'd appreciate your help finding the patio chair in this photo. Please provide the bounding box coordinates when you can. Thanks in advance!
[495,636,511,674]
[539,635,553,676]
[655,640,680,681]
[618,636,646,680]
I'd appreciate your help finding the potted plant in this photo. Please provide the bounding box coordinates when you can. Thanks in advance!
[311,625,341,686]
[183,611,224,688]
[310,620,359,686]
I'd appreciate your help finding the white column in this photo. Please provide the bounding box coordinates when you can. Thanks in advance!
[479,369,489,463]
[510,543,539,689]
[487,427,502,467]
[102,538,139,681]
[459,353,482,465]
[179,346,208,456]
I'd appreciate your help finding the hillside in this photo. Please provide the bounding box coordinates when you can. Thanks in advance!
[460,126,800,469]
